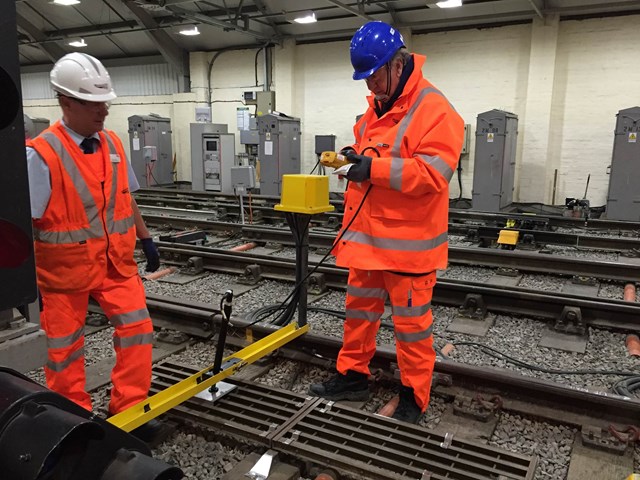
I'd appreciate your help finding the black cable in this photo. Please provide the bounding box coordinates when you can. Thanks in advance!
[244,184,373,328]
[451,341,638,377]
[309,158,321,175]
[457,156,463,200]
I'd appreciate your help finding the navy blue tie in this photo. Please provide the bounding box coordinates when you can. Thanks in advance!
[80,137,95,154]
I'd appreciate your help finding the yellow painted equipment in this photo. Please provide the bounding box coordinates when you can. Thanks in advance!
[109,322,309,432]
[626,475,640,480]
[320,151,350,169]
[274,174,335,214]
[497,229,519,246]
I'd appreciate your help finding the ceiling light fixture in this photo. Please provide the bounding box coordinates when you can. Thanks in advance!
[179,26,200,36]
[52,0,81,5]
[286,10,317,24]
[436,0,462,7]
[68,38,87,47]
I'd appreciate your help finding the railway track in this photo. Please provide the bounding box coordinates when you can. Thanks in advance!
[149,243,640,333]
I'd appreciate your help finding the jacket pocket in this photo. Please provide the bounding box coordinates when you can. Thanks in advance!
[36,241,92,291]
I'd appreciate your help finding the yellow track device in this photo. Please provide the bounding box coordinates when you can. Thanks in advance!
[109,322,309,432]
[497,229,519,248]
[320,151,350,169]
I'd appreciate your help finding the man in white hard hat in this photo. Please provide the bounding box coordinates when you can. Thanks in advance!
[25,52,164,443]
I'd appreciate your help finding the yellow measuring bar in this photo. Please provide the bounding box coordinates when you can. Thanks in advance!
[108,322,309,432]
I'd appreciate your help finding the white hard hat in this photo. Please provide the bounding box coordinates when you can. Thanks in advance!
[50,52,117,102]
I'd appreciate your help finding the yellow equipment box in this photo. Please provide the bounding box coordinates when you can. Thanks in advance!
[497,229,519,246]
[274,174,335,214]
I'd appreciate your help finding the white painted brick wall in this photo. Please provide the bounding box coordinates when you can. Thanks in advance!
[23,14,640,202]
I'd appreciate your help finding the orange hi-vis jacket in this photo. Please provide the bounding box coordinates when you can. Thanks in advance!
[27,122,137,292]
[334,54,464,273]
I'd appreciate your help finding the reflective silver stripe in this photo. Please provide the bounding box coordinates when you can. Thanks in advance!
[343,229,448,253]
[389,156,404,191]
[46,346,84,372]
[417,154,454,182]
[396,324,433,343]
[392,302,431,318]
[103,133,135,235]
[47,327,85,349]
[109,308,150,327]
[347,285,387,299]
[114,332,154,349]
[390,87,445,191]
[346,309,382,322]
[358,120,367,139]
[36,132,104,244]
[33,227,102,244]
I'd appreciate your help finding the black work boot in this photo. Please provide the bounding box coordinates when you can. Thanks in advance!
[308,370,370,401]
[391,386,422,424]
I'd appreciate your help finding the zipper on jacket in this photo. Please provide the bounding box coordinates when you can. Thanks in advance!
[100,181,111,258]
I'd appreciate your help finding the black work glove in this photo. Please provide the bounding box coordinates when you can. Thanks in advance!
[345,153,372,183]
[141,237,160,272]
[340,146,357,157]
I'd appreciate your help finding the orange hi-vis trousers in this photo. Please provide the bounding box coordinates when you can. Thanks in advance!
[336,268,436,411]
[40,267,154,414]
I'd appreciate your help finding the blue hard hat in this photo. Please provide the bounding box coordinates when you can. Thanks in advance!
[350,21,405,80]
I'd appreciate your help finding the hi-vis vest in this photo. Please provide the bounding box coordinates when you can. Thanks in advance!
[334,54,464,273]
[27,122,137,292]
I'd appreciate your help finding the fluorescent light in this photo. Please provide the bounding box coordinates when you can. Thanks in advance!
[436,0,462,7]
[285,10,317,24]
[52,0,81,5]
[294,11,316,24]
[179,26,200,36]
[68,38,87,47]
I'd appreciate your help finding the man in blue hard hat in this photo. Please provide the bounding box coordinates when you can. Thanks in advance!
[309,21,464,424]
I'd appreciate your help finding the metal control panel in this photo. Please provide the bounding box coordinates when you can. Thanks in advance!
[190,123,235,193]
[471,109,518,212]
[128,114,173,186]
[605,106,640,221]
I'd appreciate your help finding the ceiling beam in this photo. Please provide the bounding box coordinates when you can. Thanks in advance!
[16,11,67,62]
[166,4,273,41]
[253,0,282,37]
[120,0,190,91]
[324,0,375,21]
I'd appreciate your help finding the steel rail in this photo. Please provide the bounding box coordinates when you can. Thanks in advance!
[139,298,640,428]
[456,225,640,251]
[154,243,640,331]
[135,187,640,231]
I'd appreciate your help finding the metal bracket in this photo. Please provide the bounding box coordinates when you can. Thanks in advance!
[555,306,586,336]
[260,423,279,437]
[156,330,189,345]
[571,275,597,286]
[284,430,300,445]
[308,273,327,295]
[440,432,453,449]
[246,449,279,480]
[452,394,502,422]
[319,401,334,414]
[581,425,630,454]
[184,256,204,276]
[458,294,487,320]
[239,264,263,285]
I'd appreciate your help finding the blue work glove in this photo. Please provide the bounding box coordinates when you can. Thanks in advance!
[141,237,160,272]
[345,153,372,183]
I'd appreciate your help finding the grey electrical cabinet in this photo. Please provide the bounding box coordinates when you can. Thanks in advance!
[471,109,518,212]
[605,107,640,221]
[128,114,173,187]
[23,114,49,140]
[190,123,236,193]
[257,114,301,196]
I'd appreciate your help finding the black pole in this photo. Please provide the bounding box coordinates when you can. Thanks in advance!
[294,214,310,327]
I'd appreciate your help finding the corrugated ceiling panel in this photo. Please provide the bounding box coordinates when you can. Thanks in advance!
[21,62,179,100]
